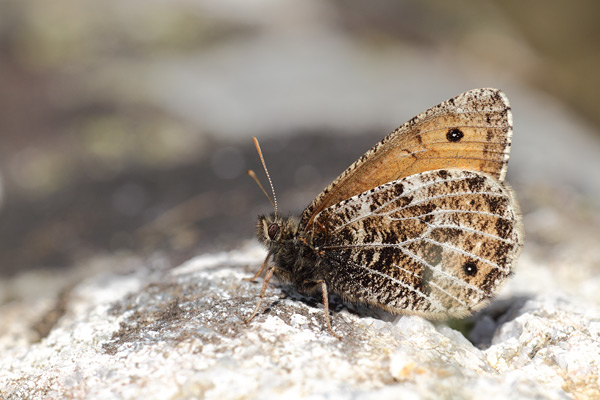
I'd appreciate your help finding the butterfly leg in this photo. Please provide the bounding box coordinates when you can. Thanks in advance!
[245,266,275,324]
[318,280,342,340]
[243,253,270,282]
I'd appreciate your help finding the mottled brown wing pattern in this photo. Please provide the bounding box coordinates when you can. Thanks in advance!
[311,169,523,316]
[301,88,512,230]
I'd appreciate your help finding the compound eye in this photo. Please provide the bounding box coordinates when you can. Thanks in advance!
[267,223,280,239]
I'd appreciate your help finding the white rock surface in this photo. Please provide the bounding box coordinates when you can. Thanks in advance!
[1,236,599,399]
[2,2,599,399]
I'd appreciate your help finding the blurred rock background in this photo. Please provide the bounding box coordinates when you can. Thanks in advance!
[1,0,599,278]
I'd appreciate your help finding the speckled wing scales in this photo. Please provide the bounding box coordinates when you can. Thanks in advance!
[301,88,512,230]
[311,169,523,317]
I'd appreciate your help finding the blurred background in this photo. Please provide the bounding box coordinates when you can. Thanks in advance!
[1,0,599,278]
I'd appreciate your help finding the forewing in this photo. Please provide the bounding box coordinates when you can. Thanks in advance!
[301,88,512,230]
[311,169,523,317]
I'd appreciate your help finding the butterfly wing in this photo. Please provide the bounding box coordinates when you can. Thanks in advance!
[301,88,513,230]
[311,169,523,317]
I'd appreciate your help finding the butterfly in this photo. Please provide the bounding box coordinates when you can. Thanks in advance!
[246,88,524,339]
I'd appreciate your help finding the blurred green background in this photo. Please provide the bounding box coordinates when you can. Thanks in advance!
[1,0,599,276]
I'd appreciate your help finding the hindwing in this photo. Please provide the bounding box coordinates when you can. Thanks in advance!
[310,169,523,316]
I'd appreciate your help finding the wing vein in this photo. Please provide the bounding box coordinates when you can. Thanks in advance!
[331,189,506,234]
[421,238,508,273]
[423,223,517,244]
[392,247,484,297]
[323,240,507,273]
[351,260,445,311]
[326,175,473,230]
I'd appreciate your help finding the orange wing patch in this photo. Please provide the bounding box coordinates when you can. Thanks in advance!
[300,88,512,230]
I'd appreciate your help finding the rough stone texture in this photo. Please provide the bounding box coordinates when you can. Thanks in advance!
[2,1,600,399]
[1,219,599,400]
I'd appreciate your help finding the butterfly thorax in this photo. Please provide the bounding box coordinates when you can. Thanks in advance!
[256,213,325,294]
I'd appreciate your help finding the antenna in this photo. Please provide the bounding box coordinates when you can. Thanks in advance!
[247,170,275,211]
[250,137,279,216]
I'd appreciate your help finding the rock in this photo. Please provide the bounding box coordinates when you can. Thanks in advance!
[1,240,599,399]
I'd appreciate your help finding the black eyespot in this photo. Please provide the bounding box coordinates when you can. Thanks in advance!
[267,223,280,240]
[446,128,464,142]
[463,261,478,277]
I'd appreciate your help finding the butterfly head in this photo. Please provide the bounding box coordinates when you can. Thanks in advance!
[256,214,299,248]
